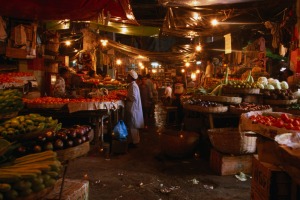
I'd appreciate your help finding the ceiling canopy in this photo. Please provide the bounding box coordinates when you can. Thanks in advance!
[0,0,139,25]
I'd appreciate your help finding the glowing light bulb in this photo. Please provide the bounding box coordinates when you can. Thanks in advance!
[185,62,190,67]
[196,45,202,52]
[181,69,185,73]
[211,19,219,26]
[116,59,122,65]
[65,40,71,46]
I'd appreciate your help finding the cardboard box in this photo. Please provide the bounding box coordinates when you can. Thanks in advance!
[209,148,253,175]
[251,155,291,200]
[44,178,89,200]
[257,136,281,166]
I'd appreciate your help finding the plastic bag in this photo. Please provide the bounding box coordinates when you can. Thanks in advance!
[113,120,128,140]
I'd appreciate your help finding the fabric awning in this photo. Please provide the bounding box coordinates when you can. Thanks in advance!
[0,0,139,25]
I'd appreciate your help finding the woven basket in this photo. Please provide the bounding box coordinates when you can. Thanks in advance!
[229,106,272,114]
[197,95,242,105]
[0,111,19,120]
[160,130,200,158]
[222,87,260,94]
[183,104,228,113]
[16,186,54,200]
[263,99,298,105]
[56,141,90,162]
[208,128,257,155]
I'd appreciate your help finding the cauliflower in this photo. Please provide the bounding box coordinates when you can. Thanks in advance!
[257,83,265,89]
[280,81,289,90]
[257,77,268,86]
[266,84,275,90]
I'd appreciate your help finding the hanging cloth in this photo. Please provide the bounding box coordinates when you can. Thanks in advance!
[0,16,7,42]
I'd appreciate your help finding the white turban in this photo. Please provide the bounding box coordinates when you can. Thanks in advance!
[128,70,138,79]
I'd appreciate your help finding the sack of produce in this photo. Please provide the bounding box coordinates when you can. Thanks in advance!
[160,129,199,158]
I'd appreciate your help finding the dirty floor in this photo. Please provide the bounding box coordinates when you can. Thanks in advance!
[65,103,251,200]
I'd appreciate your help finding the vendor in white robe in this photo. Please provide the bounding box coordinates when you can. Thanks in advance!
[119,70,144,146]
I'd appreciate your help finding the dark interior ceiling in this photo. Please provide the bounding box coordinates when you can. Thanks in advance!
[127,0,296,55]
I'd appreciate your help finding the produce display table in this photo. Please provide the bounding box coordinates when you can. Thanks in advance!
[183,107,240,129]
[20,100,124,150]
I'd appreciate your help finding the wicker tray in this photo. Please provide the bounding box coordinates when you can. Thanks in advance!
[229,106,272,114]
[183,104,228,113]
[16,186,54,200]
[208,128,257,155]
[0,111,19,120]
[222,87,260,94]
[56,141,90,162]
[197,95,242,104]
[26,103,66,109]
[263,99,298,105]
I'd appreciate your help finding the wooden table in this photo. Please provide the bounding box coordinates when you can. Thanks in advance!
[20,100,124,151]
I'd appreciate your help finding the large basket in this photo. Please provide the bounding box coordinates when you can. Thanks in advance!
[222,87,260,94]
[55,141,90,162]
[263,99,298,106]
[160,130,200,158]
[197,95,242,105]
[208,128,257,155]
[183,104,228,113]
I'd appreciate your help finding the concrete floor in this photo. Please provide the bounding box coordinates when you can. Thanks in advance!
[65,103,251,200]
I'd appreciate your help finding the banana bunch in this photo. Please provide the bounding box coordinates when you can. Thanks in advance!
[0,89,23,115]
[0,151,61,200]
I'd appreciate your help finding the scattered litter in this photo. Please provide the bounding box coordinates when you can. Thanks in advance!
[118,172,124,176]
[160,184,164,187]
[203,184,214,190]
[160,188,172,194]
[139,182,144,187]
[235,172,247,181]
[95,180,101,184]
[170,186,180,190]
[160,185,180,194]
[189,178,199,185]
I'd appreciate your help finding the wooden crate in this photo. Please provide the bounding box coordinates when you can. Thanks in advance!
[257,136,281,166]
[209,148,253,175]
[251,155,291,200]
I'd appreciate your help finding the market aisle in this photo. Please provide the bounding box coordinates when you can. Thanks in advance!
[65,102,251,200]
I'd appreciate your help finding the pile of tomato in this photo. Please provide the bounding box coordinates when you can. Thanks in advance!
[23,97,70,104]
[249,113,300,130]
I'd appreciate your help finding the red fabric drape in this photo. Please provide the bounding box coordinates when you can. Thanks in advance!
[0,0,138,24]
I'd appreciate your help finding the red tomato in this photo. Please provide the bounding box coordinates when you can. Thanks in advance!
[281,113,290,122]
[293,119,300,126]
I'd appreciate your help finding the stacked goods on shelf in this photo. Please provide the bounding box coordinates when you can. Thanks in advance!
[0,114,59,141]
[0,89,24,119]
[0,150,61,200]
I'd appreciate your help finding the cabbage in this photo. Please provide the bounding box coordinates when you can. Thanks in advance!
[257,77,268,86]
[257,83,264,89]
[272,80,281,89]
[266,84,275,90]
[280,81,289,89]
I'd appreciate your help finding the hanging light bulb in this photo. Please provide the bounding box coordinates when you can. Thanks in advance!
[211,19,219,26]
[116,59,122,65]
[196,44,202,52]
[65,40,71,46]
[185,62,190,67]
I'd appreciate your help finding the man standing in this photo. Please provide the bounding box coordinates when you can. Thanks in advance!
[139,76,152,129]
[119,70,144,147]
[164,83,172,105]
